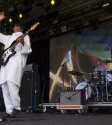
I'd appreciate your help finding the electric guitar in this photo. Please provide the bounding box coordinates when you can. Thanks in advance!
[0,22,40,66]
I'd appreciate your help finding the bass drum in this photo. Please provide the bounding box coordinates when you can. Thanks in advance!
[85,83,97,101]
[75,81,96,101]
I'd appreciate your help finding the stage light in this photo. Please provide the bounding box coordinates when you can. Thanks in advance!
[102,1,110,8]
[61,25,67,33]
[50,0,61,6]
[103,2,109,7]
[9,18,12,23]
[8,12,19,22]
[19,13,23,18]
[51,0,55,5]
[49,27,54,35]
[19,10,28,19]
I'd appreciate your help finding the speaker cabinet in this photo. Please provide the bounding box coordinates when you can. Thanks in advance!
[19,71,40,109]
[60,90,86,105]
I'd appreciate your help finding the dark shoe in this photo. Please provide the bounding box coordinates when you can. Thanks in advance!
[2,113,11,118]
[10,108,20,117]
[10,114,16,118]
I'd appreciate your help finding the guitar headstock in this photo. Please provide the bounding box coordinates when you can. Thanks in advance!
[29,22,40,31]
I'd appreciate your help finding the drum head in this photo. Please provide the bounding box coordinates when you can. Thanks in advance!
[75,82,87,90]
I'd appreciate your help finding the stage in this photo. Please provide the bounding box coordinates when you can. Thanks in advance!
[0,111,112,125]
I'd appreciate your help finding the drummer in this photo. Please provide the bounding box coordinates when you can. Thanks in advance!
[89,59,106,81]
[94,58,106,73]
[91,59,106,101]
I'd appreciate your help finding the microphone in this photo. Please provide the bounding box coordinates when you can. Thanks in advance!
[66,97,71,100]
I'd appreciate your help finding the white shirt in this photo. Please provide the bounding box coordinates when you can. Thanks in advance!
[0,32,32,87]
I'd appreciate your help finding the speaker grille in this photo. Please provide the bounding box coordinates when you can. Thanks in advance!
[19,71,40,109]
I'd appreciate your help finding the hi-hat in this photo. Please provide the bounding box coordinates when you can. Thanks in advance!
[68,71,83,76]
[107,71,112,74]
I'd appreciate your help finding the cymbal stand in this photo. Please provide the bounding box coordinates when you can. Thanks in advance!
[69,74,73,90]
[106,75,112,101]
[75,75,79,84]
[69,80,72,90]
[105,71,108,101]
[95,82,99,101]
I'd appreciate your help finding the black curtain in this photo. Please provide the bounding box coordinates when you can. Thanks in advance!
[27,38,50,103]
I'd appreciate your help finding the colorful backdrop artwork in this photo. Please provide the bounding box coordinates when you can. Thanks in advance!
[49,21,112,103]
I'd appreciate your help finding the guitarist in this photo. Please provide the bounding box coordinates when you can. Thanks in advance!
[0,11,32,118]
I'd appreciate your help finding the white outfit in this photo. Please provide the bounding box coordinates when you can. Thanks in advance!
[1,81,21,114]
[0,32,32,114]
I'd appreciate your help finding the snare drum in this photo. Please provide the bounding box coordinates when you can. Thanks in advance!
[91,71,103,82]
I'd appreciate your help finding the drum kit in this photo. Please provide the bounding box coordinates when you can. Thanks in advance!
[68,59,112,102]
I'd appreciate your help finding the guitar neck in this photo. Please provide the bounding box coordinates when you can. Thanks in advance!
[11,30,30,50]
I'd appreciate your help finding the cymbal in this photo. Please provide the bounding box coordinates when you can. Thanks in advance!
[68,71,83,76]
[107,71,112,74]
[81,72,92,75]
[101,60,112,64]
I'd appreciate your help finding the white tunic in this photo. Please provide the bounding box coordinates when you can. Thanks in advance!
[0,32,32,87]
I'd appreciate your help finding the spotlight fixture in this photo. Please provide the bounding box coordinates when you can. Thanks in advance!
[9,18,12,23]
[19,13,23,18]
[8,14,18,23]
[51,0,61,6]
[51,0,55,5]
[18,10,28,19]
[61,24,67,33]
[102,0,110,7]
[48,27,54,35]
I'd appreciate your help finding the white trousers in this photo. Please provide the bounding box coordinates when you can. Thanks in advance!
[1,81,21,114]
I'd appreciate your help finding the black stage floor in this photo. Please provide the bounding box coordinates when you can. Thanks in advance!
[0,111,112,125]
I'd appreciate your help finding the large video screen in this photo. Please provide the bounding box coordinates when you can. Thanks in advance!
[50,21,112,103]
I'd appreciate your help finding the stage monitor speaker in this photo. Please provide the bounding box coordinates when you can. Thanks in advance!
[60,90,86,105]
[19,71,40,109]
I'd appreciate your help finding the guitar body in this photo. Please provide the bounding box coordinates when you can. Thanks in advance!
[1,40,17,66]
[0,22,40,66]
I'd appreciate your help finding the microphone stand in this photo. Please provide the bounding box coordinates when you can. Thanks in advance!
[60,57,73,91]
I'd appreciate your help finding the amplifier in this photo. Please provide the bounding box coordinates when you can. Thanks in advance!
[24,64,38,72]
[60,90,86,105]
[20,71,40,109]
